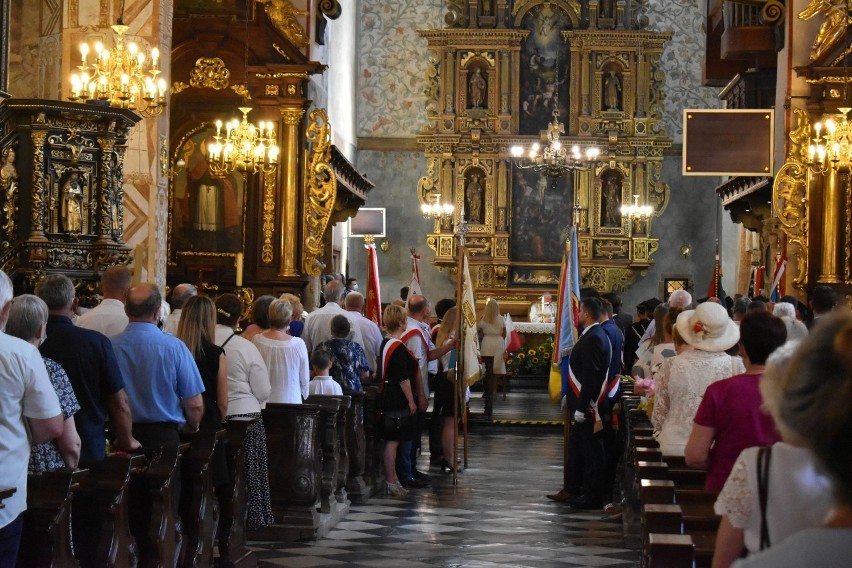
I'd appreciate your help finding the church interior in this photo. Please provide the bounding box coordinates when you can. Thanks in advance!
[1,0,852,566]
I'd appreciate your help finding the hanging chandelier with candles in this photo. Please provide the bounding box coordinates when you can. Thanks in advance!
[510,109,601,179]
[620,194,654,219]
[207,107,279,176]
[421,201,454,220]
[808,107,852,173]
[68,23,167,117]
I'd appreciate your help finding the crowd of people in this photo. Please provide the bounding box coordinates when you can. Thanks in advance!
[1,261,850,566]
[543,284,852,566]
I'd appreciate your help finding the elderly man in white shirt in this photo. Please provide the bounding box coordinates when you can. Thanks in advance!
[76,265,131,337]
[303,280,364,353]
[164,283,197,335]
[0,270,63,563]
[344,291,382,374]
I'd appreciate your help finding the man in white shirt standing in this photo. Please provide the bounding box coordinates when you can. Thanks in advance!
[0,270,63,565]
[76,265,131,337]
[303,280,364,353]
[164,283,197,335]
[344,291,382,376]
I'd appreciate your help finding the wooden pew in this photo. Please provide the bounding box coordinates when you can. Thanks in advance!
[179,430,223,568]
[307,394,355,505]
[18,469,83,567]
[305,396,343,514]
[128,444,183,568]
[216,417,256,568]
[72,454,141,567]
[647,533,694,568]
[346,392,370,504]
[361,387,385,495]
[253,403,322,541]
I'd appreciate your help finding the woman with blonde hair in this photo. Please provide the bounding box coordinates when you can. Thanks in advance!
[176,296,228,427]
[379,304,419,496]
[279,292,305,338]
[478,298,506,399]
[252,299,309,404]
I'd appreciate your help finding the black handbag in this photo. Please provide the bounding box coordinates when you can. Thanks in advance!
[382,408,410,435]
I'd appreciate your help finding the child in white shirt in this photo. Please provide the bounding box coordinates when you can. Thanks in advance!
[309,349,343,396]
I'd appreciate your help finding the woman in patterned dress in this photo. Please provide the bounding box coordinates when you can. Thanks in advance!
[6,294,81,472]
[214,294,274,531]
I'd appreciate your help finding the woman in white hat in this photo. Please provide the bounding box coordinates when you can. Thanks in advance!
[651,302,744,456]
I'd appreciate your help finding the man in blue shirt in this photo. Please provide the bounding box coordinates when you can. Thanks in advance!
[37,274,139,462]
[111,283,205,448]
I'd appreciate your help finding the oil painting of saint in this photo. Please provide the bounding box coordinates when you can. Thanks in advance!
[510,167,573,263]
[170,127,245,254]
[519,4,572,135]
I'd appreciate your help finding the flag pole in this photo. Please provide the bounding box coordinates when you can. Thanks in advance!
[453,209,469,486]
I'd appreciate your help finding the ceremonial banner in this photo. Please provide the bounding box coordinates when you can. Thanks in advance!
[365,242,382,326]
[406,249,423,307]
[770,256,787,302]
[460,254,481,386]
[554,226,581,365]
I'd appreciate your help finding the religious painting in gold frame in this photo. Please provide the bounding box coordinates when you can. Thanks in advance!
[169,124,246,259]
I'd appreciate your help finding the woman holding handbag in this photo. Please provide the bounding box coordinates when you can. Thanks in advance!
[379,304,418,497]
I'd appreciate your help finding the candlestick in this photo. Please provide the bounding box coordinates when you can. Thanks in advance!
[235,252,244,287]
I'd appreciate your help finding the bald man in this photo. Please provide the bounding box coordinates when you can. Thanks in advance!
[77,265,132,337]
[111,283,205,448]
[344,292,382,374]
[164,283,197,335]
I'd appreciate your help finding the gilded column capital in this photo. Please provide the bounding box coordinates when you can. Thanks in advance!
[280,108,305,125]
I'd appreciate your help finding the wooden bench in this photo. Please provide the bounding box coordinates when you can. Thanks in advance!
[72,454,142,567]
[179,430,224,567]
[254,403,322,541]
[128,444,183,568]
[18,469,82,567]
[216,417,256,568]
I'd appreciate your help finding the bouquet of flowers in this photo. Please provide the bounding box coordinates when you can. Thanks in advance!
[506,336,554,375]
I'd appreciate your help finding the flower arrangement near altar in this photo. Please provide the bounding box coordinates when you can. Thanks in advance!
[506,336,554,375]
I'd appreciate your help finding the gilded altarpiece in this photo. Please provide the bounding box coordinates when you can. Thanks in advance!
[0,99,140,300]
[418,1,671,309]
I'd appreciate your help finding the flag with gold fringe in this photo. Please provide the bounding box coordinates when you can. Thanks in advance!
[365,241,382,326]
[550,226,580,403]
[460,253,482,386]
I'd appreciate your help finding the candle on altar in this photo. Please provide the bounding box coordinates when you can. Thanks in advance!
[235,252,244,287]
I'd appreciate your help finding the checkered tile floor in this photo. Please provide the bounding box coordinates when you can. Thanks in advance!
[249,429,638,567]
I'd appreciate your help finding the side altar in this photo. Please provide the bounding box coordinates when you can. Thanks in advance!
[416,1,672,309]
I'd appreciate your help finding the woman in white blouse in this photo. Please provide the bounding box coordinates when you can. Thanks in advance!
[651,302,744,456]
[252,299,310,404]
[214,294,274,531]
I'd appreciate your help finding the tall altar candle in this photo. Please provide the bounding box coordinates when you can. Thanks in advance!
[235,252,244,288]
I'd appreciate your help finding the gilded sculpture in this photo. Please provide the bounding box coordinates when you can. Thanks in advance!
[61,170,85,233]
[303,109,336,276]
[0,147,18,243]
[256,0,310,48]
[798,0,852,62]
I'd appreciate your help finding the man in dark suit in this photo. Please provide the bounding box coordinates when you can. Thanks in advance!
[561,297,612,509]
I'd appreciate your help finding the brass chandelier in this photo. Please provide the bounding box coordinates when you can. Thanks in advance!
[510,109,600,179]
[207,107,280,176]
[808,108,852,173]
[68,23,167,117]
[620,194,654,219]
